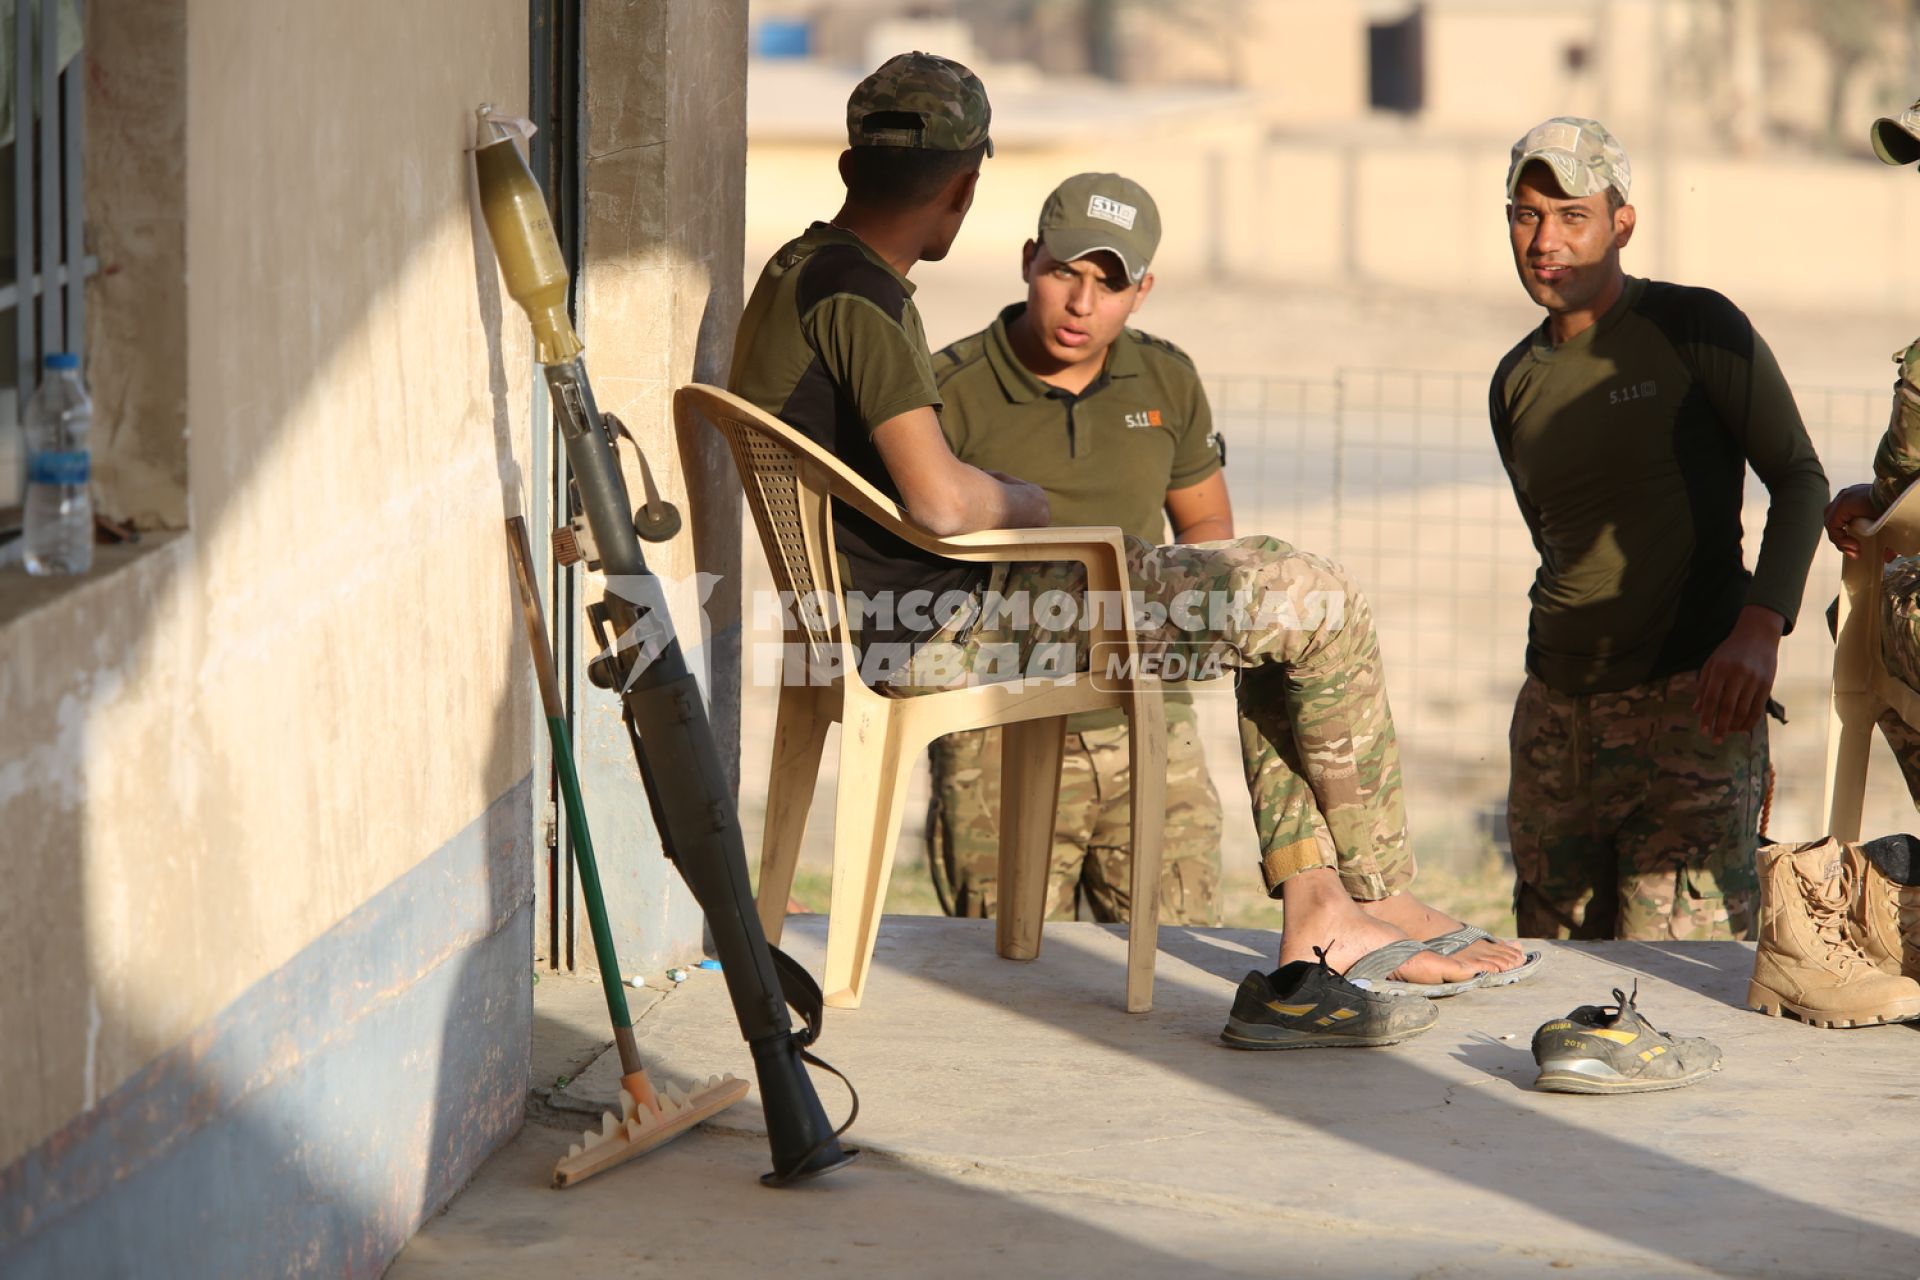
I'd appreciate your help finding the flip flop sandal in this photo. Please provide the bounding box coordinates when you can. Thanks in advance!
[1347,931,1547,998]
[1342,939,1486,998]
[1420,925,1547,990]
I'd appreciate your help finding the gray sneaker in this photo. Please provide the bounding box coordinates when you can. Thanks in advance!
[1531,985,1722,1094]
[1220,948,1439,1050]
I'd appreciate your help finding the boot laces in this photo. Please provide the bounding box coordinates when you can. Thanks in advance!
[1798,859,1874,975]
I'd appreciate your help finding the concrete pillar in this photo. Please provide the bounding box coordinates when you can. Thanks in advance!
[577,0,747,974]
[86,0,187,529]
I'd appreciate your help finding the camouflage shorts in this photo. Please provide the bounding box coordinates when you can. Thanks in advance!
[885,535,1416,901]
[926,704,1224,925]
[1507,670,1764,942]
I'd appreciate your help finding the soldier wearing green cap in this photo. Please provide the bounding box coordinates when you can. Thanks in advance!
[1821,98,1920,802]
[731,53,1531,1027]
[731,51,1015,657]
[1491,116,1829,942]
[922,174,1231,927]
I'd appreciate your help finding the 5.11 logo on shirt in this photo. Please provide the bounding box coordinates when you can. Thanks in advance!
[1124,409,1165,429]
[1608,379,1658,406]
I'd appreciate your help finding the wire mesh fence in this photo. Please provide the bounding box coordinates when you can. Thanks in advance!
[1197,369,1915,872]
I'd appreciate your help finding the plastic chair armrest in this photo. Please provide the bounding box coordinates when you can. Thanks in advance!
[934,526,1138,651]
[1851,481,1920,547]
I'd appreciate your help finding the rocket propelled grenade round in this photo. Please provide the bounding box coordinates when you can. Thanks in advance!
[475,111,583,366]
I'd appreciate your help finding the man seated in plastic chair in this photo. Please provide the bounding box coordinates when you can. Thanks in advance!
[727,52,1533,1047]
[922,172,1231,931]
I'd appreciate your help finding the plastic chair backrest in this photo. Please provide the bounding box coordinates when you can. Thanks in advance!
[679,384,924,674]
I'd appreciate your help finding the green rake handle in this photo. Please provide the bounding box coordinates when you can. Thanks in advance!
[507,518,638,1061]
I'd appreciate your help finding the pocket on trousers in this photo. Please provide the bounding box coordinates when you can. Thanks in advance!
[1683,847,1758,905]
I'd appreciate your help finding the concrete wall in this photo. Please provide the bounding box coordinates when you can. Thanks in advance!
[1,1,537,1273]
[575,0,748,973]
[1238,0,1369,124]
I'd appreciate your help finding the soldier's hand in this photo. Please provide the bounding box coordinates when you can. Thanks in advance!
[1693,606,1785,742]
[1823,483,1879,558]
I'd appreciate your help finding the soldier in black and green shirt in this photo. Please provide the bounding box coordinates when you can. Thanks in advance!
[922,174,1231,927]
[1491,117,1828,942]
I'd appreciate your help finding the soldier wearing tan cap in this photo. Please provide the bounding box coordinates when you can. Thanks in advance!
[922,174,1231,928]
[1490,117,1829,947]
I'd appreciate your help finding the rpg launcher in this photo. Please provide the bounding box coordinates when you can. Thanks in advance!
[473,107,855,1186]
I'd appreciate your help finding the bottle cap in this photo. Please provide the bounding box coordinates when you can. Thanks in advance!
[43,352,78,370]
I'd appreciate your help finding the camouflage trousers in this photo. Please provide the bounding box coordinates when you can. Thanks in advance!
[886,535,1416,901]
[1874,711,1920,804]
[926,703,1224,926]
[1507,670,1765,941]
[1875,558,1920,802]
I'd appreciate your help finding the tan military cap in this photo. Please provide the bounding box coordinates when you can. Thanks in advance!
[1506,116,1631,202]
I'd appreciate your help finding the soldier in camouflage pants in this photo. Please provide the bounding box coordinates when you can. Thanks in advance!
[886,534,1416,905]
[928,706,1224,926]
[1506,672,1765,940]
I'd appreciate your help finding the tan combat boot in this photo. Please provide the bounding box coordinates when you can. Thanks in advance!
[1747,839,1920,1027]
[1847,835,1920,979]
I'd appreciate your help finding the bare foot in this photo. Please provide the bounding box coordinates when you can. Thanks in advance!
[1277,871,1487,985]
[1358,891,1527,973]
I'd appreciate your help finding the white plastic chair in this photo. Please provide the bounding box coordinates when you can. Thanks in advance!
[676,384,1167,1012]
[1823,482,1920,840]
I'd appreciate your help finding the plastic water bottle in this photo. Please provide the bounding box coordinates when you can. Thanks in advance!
[23,352,92,575]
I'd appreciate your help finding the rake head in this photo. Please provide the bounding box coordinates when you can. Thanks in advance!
[552,1072,750,1189]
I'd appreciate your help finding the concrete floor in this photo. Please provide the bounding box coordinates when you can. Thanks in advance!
[393,917,1920,1279]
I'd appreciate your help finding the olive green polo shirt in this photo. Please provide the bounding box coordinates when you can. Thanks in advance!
[731,223,987,648]
[1489,276,1828,695]
[933,304,1225,727]
[933,304,1222,541]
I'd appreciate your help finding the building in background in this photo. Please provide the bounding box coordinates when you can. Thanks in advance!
[754,0,1920,154]
[743,0,1920,311]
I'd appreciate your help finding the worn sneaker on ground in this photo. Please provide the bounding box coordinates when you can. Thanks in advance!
[1532,985,1722,1094]
[1220,947,1438,1050]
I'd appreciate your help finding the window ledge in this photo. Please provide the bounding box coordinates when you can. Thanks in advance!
[0,531,187,630]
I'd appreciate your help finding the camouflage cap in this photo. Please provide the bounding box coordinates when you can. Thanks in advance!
[1506,116,1632,202]
[846,51,993,157]
[1872,100,1920,166]
[1036,172,1161,284]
